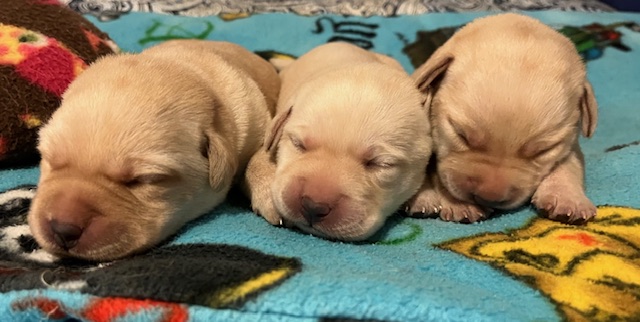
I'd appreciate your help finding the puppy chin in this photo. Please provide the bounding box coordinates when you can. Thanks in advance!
[271,173,387,241]
[276,203,386,242]
[439,164,537,210]
[290,219,385,241]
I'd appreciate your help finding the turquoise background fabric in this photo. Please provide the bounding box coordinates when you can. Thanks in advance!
[1,10,639,321]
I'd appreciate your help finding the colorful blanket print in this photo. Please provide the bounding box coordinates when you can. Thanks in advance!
[58,0,615,21]
[0,9,639,322]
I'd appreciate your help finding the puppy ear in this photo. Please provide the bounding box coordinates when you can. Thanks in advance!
[579,80,598,138]
[412,50,454,94]
[264,106,292,154]
[412,49,454,114]
[204,130,238,193]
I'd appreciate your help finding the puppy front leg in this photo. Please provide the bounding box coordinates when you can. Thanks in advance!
[531,144,597,224]
[405,163,489,223]
[242,148,284,226]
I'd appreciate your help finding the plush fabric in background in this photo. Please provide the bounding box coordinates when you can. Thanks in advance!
[58,0,615,20]
[0,5,639,321]
[0,0,117,168]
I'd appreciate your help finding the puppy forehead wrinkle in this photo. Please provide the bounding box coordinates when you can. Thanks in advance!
[297,113,422,157]
[111,155,180,176]
[362,143,404,159]
[525,124,577,147]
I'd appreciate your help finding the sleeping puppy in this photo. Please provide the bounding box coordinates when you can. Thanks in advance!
[406,13,598,224]
[28,40,279,261]
[244,42,432,241]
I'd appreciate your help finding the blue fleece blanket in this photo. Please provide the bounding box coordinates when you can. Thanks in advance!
[1,10,639,322]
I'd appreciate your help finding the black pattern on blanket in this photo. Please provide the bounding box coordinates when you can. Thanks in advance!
[0,186,301,312]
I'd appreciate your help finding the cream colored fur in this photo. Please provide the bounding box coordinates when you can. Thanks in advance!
[28,40,279,260]
[244,42,432,241]
[408,13,598,224]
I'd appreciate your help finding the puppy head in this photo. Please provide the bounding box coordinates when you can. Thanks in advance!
[413,13,598,210]
[266,67,432,241]
[28,54,234,261]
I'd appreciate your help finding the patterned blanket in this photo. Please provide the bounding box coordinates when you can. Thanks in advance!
[59,0,615,20]
[1,7,639,322]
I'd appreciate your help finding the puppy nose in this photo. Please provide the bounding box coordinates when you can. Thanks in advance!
[473,195,508,208]
[50,220,83,250]
[301,196,331,224]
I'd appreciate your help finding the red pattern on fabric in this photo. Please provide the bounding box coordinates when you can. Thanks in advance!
[557,232,601,246]
[83,298,189,322]
[15,44,78,96]
[11,297,69,320]
[12,296,189,322]
[0,136,7,155]
[83,29,104,51]
[19,41,48,57]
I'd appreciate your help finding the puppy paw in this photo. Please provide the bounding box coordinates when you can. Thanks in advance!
[254,207,284,227]
[404,188,443,218]
[532,191,597,224]
[253,203,285,226]
[438,201,488,223]
[250,193,285,227]
[405,189,489,223]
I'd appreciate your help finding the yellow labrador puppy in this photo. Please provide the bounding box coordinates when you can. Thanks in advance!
[407,13,598,224]
[28,40,279,261]
[245,42,432,241]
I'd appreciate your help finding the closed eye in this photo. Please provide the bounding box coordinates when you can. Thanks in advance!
[532,143,560,158]
[519,139,563,159]
[364,157,397,170]
[455,130,470,146]
[123,173,172,188]
[289,135,306,152]
[448,119,470,147]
